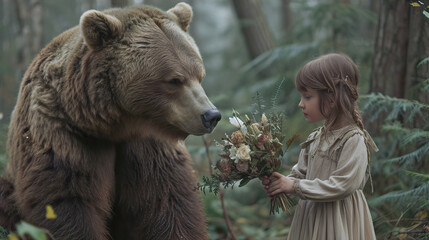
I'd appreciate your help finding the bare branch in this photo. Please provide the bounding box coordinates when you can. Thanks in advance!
[202,136,237,240]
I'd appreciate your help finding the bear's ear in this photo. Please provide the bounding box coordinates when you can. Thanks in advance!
[167,2,193,32]
[80,10,123,50]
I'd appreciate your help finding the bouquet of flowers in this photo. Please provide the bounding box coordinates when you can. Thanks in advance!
[197,110,298,214]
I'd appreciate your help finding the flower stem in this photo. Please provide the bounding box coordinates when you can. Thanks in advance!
[202,136,237,240]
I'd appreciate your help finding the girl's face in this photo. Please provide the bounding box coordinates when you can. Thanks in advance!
[298,89,326,124]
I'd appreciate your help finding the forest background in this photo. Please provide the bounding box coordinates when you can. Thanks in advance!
[0,0,428,239]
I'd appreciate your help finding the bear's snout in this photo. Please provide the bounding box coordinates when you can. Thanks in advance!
[201,109,221,132]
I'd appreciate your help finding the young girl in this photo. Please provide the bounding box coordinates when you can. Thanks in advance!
[262,53,378,240]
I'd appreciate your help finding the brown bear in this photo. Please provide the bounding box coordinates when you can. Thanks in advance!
[0,2,221,240]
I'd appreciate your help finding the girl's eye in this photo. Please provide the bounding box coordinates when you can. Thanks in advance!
[305,95,311,99]
[168,78,182,86]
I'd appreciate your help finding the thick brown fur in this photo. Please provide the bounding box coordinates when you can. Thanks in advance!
[0,2,216,240]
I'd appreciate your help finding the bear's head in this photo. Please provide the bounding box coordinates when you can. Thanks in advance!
[77,3,221,140]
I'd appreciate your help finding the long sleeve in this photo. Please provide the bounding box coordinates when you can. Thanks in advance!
[293,134,368,202]
[288,130,319,180]
[288,149,308,180]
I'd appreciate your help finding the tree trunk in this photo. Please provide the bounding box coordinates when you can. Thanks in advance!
[14,0,43,78]
[231,0,274,59]
[281,0,291,34]
[111,0,129,8]
[407,6,429,104]
[368,1,429,131]
[370,0,410,98]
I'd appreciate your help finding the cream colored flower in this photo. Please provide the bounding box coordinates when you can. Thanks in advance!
[261,113,268,126]
[236,144,251,161]
[229,146,237,160]
[251,123,262,135]
[229,116,244,128]
[245,114,251,122]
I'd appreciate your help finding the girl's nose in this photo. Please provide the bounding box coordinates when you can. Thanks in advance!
[298,99,304,109]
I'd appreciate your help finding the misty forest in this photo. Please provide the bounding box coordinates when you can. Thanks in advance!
[0,0,428,239]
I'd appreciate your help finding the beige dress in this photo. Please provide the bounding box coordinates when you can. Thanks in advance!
[287,124,378,240]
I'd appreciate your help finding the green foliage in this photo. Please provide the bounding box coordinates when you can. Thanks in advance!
[361,93,429,123]
[197,106,296,215]
[271,77,287,111]
[0,221,49,240]
[382,123,429,167]
[192,0,380,238]
[15,222,48,240]
[0,226,8,239]
[417,57,429,69]
[242,42,318,74]
[2,0,423,239]
[362,87,429,238]
[200,180,293,240]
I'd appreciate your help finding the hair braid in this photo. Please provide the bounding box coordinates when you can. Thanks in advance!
[352,103,365,131]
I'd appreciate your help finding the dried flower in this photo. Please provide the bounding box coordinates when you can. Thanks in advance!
[197,110,297,215]
[251,123,262,135]
[231,130,244,146]
[261,113,268,126]
[217,158,231,175]
[259,132,270,143]
[236,160,249,172]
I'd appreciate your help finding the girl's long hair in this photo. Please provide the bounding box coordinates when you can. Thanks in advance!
[295,53,365,133]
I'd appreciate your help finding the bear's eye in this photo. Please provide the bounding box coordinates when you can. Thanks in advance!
[168,78,182,86]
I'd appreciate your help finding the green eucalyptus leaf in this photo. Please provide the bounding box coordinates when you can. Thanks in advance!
[423,10,429,19]
[239,177,253,187]
[16,221,47,240]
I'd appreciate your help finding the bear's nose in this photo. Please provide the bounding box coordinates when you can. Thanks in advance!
[201,109,222,131]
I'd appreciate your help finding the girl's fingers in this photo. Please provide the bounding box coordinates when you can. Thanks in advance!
[259,176,268,181]
[267,185,277,194]
[269,172,284,182]
[268,185,283,195]
[269,180,281,189]
[270,189,282,196]
[260,176,270,185]
[269,175,278,181]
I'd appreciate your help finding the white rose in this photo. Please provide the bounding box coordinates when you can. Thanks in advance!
[236,144,251,161]
[229,146,237,160]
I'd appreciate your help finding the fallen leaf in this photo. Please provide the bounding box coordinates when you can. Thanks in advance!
[46,205,57,219]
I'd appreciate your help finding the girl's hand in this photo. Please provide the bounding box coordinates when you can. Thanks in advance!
[259,175,270,186]
[266,172,295,197]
